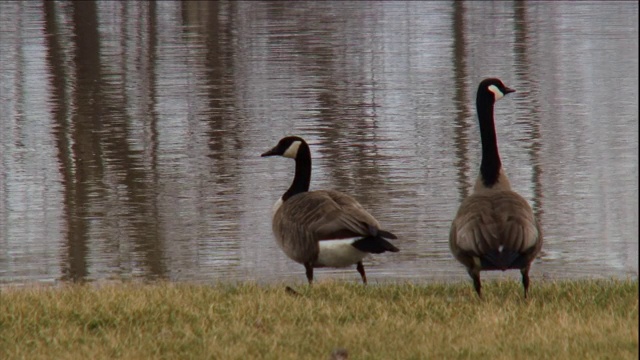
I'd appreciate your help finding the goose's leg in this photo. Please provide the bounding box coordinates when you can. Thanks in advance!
[521,266,531,298]
[468,268,482,299]
[356,261,367,284]
[304,263,314,284]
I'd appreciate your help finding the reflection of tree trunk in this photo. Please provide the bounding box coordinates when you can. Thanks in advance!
[513,1,544,222]
[452,1,471,201]
[142,0,168,279]
[48,1,169,281]
[118,2,167,280]
[61,0,105,281]
[181,1,245,260]
[44,0,76,280]
[112,2,167,280]
[69,0,102,281]
[195,0,236,162]
[200,1,244,227]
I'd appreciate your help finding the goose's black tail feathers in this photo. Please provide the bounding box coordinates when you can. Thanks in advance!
[352,236,399,254]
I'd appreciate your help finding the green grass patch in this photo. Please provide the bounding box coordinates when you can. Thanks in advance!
[0,279,637,359]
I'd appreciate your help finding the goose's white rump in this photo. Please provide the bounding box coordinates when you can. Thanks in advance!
[317,238,368,268]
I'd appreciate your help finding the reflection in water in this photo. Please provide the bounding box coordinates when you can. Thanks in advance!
[512,0,545,247]
[66,0,101,282]
[0,1,637,285]
[44,1,76,279]
[451,0,472,201]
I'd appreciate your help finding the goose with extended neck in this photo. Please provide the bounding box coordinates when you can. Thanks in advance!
[449,78,543,298]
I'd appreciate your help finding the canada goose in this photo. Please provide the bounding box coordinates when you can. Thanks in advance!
[261,136,399,284]
[449,78,543,298]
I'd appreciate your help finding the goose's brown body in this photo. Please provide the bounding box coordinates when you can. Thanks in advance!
[450,180,542,275]
[273,189,393,268]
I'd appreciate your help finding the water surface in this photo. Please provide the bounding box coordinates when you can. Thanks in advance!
[0,1,637,285]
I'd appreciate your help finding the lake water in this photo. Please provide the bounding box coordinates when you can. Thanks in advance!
[0,1,637,286]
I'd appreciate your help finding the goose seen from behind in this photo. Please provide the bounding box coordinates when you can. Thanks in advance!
[262,136,399,284]
[449,78,543,298]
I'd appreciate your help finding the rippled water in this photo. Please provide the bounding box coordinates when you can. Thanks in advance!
[0,1,637,285]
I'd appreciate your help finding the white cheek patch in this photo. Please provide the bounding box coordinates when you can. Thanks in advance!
[283,141,301,159]
[488,84,504,101]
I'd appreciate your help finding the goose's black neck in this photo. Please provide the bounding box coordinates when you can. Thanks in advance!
[477,93,502,187]
[283,142,311,201]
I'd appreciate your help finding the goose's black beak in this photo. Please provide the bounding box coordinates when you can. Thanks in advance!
[261,148,278,157]
[504,87,516,95]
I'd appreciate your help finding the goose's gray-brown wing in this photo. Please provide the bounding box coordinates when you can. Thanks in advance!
[316,190,387,237]
[277,190,383,240]
[273,190,396,262]
[450,191,541,269]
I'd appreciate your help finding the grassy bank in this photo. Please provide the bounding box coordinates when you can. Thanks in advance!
[0,279,637,359]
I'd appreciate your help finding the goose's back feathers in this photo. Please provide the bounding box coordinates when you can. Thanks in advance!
[450,190,541,270]
[273,189,397,265]
[275,190,384,240]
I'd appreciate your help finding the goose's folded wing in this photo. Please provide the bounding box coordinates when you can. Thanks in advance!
[280,191,382,241]
[320,190,388,237]
[451,207,498,256]
[451,193,540,256]
[495,193,541,252]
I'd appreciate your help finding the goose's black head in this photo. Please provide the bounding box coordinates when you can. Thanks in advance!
[261,136,308,159]
[477,78,516,103]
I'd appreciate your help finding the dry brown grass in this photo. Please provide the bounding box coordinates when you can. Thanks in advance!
[0,279,637,359]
